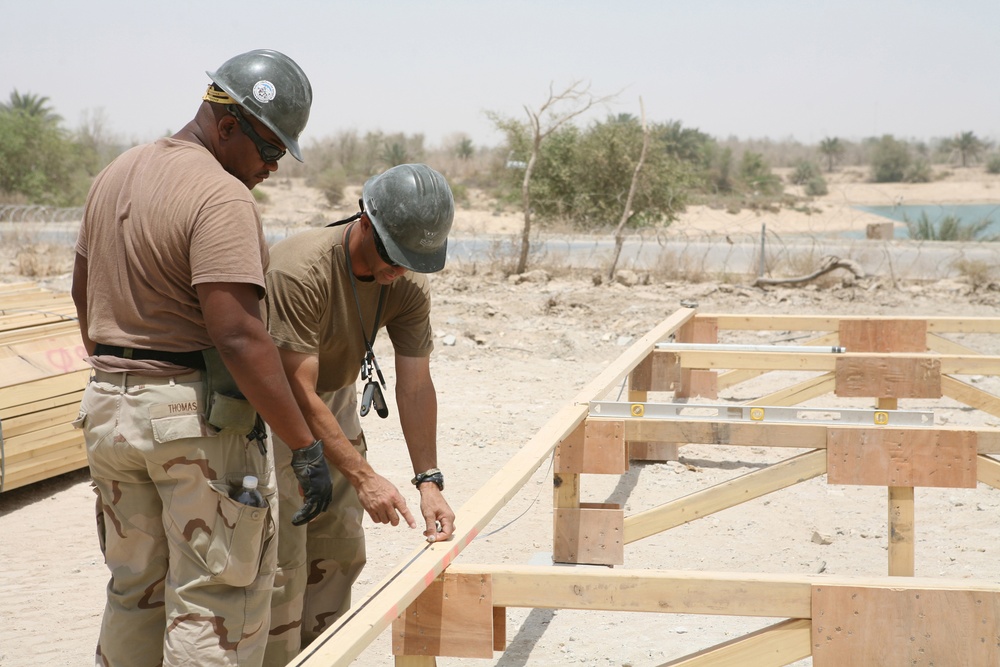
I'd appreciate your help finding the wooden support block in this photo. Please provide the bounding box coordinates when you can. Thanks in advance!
[839,319,927,353]
[553,503,623,566]
[492,607,505,652]
[555,420,627,474]
[392,573,495,659]
[628,441,679,462]
[827,428,977,488]
[676,318,718,400]
[811,585,1000,666]
[628,350,680,393]
[834,357,941,398]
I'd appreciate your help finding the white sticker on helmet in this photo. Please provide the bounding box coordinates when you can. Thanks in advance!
[253,80,276,104]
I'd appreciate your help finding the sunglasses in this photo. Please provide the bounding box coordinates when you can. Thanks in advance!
[371,228,400,267]
[227,105,286,163]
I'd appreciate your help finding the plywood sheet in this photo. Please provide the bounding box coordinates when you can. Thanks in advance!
[812,585,1000,666]
[392,573,495,659]
[839,319,927,353]
[827,428,977,488]
[835,357,941,398]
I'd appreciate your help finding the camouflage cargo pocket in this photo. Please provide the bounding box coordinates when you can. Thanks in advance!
[201,481,273,587]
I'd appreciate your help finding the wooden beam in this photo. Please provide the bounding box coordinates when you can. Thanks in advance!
[698,313,1000,335]
[290,308,697,667]
[673,350,1000,376]
[977,454,1000,489]
[747,373,836,407]
[624,450,827,544]
[658,618,812,667]
[942,375,1000,420]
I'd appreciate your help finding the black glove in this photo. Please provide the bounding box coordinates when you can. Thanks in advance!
[289,440,333,526]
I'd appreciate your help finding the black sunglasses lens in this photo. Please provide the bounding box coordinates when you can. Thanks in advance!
[259,145,285,162]
[372,230,398,267]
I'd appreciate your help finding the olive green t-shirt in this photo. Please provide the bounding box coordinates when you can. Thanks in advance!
[265,225,433,393]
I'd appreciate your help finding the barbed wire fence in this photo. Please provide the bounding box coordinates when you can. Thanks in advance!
[0,205,84,223]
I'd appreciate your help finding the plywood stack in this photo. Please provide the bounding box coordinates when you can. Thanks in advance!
[0,282,89,492]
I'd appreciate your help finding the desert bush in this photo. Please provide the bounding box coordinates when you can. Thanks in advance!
[905,212,995,241]
[789,160,822,185]
[308,166,348,206]
[952,258,995,286]
[804,176,828,196]
[870,135,912,183]
[986,155,1000,174]
[904,158,934,183]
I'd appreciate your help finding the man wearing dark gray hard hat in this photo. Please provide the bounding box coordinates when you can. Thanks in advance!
[72,49,332,667]
[262,163,457,665]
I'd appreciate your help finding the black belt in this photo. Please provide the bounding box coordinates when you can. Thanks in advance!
[93,343,207,370]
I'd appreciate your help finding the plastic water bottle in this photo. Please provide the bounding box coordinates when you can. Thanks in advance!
[232,475,266,508]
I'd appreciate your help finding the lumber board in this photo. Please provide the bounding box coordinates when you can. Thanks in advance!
[716,333,840,392]
[673,350,1000,376]
[698,314,1000,334]
[3,420,82,461]
[624,420,829,449]
[0,370,89,411]
[391,573,495,659]
[623,450,827,544]
[811,585,1000,666]
[2,439,87,492]
[1,402,79,439]
[0,388,84,421]
[827,428,978,488]
[926,332,979,355]
[658,618,812,667]
[746,373,836,407]
[290,307,698,667]
[839,318,927,353]
[942,375,1000,420]
[977,454,1000,489]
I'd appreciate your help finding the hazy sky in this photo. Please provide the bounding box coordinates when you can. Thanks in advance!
[3,0,998,151]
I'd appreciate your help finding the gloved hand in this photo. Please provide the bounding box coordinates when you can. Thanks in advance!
[289,440,333,525]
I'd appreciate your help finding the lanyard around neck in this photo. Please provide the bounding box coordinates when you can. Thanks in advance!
[343,223,388,392]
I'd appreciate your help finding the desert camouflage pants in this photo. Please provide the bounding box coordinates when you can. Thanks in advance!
[264,386,366,667]
[79,369,277,667]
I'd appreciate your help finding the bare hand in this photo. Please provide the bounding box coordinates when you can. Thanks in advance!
[419,486,456,543]
[356,473,416,528]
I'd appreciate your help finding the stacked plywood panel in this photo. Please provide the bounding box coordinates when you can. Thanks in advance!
[0,282,89,492]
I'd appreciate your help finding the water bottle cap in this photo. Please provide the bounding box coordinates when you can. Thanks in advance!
[243,475,259,490]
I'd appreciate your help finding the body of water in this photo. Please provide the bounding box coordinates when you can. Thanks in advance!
[855,204,1000,239]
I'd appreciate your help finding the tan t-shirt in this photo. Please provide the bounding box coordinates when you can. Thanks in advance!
[76,137,268,353]
[265,225,433,393]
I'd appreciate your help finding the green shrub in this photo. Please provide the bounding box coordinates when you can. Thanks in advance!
[870,135,911,183]
[789,160,822,185]
[804,176,828,196]
[904,158,933,183]
[986,155,1000,175]
[308,167,347,206]
[905,212,994,241]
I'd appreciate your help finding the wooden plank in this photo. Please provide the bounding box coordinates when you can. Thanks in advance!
[673,350,1000,376]
[624,450,827,544]
[978,454,1000,489]
[2,441,88,492]
[291,307,697,667]
[747,373,836,407]
[942,375,1000,420]
[0,371,89,411]
[553,503,623,565]
[811,585,1000,666]
[700,314,1000,335]
[826,428,978,488]
[926,332,979,355]
[658,618,812,667]
[716,333,840,392]
[888,486,915,576]
[624,421,829,450]
[1,402,79,439]
[0,388,84,421]
[835,357,941,399]
[391,573,495,659]
[452,565,814,618]
[676,318,718,400]
[839,319,927,352]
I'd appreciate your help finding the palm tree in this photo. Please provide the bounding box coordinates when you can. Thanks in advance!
[1,89,62,125]
[945,131,987,168]
[818,137,845,173]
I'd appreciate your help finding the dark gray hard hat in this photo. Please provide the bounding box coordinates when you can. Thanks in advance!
[363,164,455,273]
[207,49,312,161]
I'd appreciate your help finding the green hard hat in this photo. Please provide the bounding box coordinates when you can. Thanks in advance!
[363,164,455,273]
[207,49,312,161]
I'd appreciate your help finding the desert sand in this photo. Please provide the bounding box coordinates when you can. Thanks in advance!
[2,168,1000,666]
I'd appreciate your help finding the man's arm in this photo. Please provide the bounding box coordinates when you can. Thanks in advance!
[395,353,455,542]
[71,253,95,355]
[197,282,332,523]
[278,348,415,528]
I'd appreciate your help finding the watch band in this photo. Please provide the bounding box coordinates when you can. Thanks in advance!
[411,468,444,491]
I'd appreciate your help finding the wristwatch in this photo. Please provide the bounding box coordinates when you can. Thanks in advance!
[411,467,444,491]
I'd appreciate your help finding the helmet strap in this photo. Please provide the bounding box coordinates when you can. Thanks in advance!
[325,199,365,228]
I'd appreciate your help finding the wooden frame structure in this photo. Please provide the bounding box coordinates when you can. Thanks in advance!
[0,283,89,492]
[293,309,1000,666]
